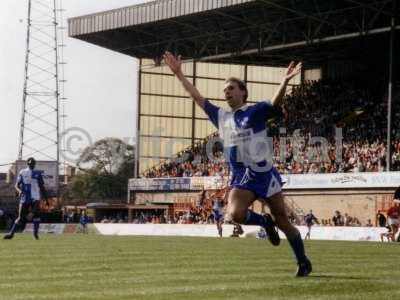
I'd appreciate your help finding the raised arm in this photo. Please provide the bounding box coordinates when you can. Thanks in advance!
[163,51,206,109]
[271,61,302,107]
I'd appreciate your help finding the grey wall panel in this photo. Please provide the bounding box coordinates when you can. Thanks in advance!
[68,0,255,36]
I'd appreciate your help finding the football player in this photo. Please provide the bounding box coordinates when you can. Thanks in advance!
[4,158,48,240]
[304,210,319,240]
[164,52,311,276]
[212,198,224,237]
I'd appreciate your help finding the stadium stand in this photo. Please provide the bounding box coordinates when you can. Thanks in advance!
[143,79,400,177]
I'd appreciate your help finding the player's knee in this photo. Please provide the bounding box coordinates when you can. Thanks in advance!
[224,212,233,223]
[232,210,247,224]
[32,206,40,216]
[274,214,294,231]
[225,210,245,224]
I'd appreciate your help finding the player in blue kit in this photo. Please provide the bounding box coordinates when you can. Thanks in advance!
[4,157,48,240]
[79,210,89,234]
[304,210,319,240]
[212,198,224,237]
[164,52,312,276]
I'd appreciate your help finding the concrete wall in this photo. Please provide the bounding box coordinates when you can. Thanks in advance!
[282,188,395,225]
[136,188,397,226]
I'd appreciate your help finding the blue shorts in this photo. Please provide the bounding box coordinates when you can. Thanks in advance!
[20,196,40,206]
[213,211,223,222]
[230,166,283,199]
[19,200,40,217]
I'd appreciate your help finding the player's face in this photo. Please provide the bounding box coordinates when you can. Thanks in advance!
[224,81,245,109]
[27,160,36,170]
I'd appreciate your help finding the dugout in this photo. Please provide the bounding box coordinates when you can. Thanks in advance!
[85,203,170,222]
[284,187,396,226]
[133,186,397,226]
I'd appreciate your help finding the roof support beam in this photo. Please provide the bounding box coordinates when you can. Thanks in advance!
[195,24,400,62]
[345,0,394,17]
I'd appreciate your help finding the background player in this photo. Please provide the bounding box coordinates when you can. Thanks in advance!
[79,210,90,234]
[164,51,311,276]
[380,225,393,242]
[387,200,400,241]
[4,157,48,240]
[304,210,319,240]
[212,198,224,237]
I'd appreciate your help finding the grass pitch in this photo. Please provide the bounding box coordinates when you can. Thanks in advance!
[0,234,399,300]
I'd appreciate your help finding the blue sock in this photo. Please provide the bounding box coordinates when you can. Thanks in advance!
[244,210,266,227]
[33,218,40,236]
[287,232,307,264]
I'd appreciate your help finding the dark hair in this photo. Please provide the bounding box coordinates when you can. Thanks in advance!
[225,77,248,102]
[27,157,36,165]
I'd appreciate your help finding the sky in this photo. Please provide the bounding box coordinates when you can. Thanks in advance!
[0,0,152,171]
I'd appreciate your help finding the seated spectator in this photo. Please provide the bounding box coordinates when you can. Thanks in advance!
[365,219,373,227]
[351,217,361,227]
[343,213,353,226]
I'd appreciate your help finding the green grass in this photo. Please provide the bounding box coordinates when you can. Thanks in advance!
[0,235,399,300]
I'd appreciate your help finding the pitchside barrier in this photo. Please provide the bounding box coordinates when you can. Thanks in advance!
[128,172,400,191]
[24,223,395,242]
[94,224,393,241]
[24,223,97,234]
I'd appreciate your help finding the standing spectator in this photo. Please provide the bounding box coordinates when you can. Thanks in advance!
[376,210,387,227]
[332,211,344,226]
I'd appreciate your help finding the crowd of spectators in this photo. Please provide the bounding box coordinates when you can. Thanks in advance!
[97,190,227,225]
[144,133,229,178]
[144,79,400,178]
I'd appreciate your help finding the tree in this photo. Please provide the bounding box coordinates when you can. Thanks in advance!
[65,138,135,202]
[78,138,135,175]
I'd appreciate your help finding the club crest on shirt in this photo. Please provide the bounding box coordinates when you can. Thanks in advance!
[22,173,33,184]
[240,116,249,127]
